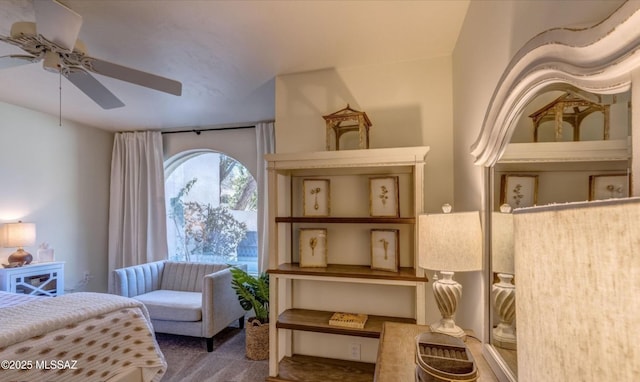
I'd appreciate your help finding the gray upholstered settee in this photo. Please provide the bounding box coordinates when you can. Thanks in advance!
[112,260,246,352]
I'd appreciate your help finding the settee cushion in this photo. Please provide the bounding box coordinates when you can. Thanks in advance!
[160,262,228,292]
[134,290,202,322]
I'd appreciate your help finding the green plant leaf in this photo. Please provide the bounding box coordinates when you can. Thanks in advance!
[230,266,269,323]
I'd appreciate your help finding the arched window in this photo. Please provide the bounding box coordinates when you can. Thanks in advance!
[164,151,258,273]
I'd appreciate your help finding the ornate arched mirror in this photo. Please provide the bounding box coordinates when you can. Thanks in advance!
[471,3,640,380]
[490,86,631,379]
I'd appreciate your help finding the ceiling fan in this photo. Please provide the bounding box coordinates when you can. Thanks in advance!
[0,0,182,109]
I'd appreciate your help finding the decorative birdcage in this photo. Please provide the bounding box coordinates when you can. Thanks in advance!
[529,93,610,142]
[323,104,372,150]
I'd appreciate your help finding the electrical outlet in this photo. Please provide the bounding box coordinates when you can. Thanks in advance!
[75,271,93,290]
[349,343,361,360]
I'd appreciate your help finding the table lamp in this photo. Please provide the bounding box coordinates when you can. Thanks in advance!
[491,205,516,349]
[4,221,36,266]
[418,205,482,339]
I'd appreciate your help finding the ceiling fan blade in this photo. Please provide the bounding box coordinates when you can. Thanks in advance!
[0,54,39,69]
[82,57,182,96]
[64,68,125,109]
[34,0,83,51]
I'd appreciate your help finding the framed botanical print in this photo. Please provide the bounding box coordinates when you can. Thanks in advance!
[299,228,328,267]
[500,174,538,209]
[589,174,629,200]
[303,179,331,216]
[370,229,399,272]
[369,176,400,217]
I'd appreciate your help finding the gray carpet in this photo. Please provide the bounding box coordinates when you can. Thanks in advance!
[155,325,268,382]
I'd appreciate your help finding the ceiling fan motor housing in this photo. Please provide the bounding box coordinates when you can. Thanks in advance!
[43,50,62,73]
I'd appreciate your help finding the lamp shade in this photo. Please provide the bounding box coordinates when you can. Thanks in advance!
[492,212,514,274]
[4,222,36,248]
[513,197,640,381]
[418,211,482,272]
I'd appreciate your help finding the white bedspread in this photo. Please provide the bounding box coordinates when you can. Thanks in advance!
[0,292,166,382]
[0,290,41,308]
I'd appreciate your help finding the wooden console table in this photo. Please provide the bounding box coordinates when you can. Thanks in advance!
[374,322,498,382]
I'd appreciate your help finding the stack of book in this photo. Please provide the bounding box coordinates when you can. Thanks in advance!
[328,312,368,329]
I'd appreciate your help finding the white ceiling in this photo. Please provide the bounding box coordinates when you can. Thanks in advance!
[0,0,470,131]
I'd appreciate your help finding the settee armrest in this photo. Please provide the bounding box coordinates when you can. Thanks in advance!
[112,260,166,298]
[201,264,247,337]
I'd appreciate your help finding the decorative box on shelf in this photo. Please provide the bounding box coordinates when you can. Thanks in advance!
[0,261,65,296]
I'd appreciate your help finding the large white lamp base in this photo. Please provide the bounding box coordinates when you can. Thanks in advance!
[492,273,516,350]
[430,271,465,340]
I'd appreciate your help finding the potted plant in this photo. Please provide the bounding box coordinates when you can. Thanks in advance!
[230,266,269,360]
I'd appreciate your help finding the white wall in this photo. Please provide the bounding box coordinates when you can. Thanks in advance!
[451,3,518,339]
[275,58,454,213]
[0,102,113,292]
[163,127,258,177]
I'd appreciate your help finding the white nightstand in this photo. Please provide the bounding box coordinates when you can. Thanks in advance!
[0,262,65,296]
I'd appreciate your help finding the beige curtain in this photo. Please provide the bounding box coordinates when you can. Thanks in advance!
[107,131,168,292]
[256,122,275,273]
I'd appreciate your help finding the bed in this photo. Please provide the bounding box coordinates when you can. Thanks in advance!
[0,291,166,382]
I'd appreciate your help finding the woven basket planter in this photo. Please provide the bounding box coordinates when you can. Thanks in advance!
[245,318,269,360]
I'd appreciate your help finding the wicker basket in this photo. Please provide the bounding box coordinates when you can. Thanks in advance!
[245,318,269,360]
[415,332,477,382]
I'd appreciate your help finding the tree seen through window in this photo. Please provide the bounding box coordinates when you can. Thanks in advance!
[165,152,258,273]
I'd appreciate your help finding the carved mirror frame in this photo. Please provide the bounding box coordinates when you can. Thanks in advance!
[471,2,640,380]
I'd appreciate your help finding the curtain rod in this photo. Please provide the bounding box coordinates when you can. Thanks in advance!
[161,125,255,135]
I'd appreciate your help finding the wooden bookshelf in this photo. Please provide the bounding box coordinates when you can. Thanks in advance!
[266,355,375,382]
[276,308,416,338]
[268,263,428,282]
[266,147,430,379]
[275,216,415,224]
